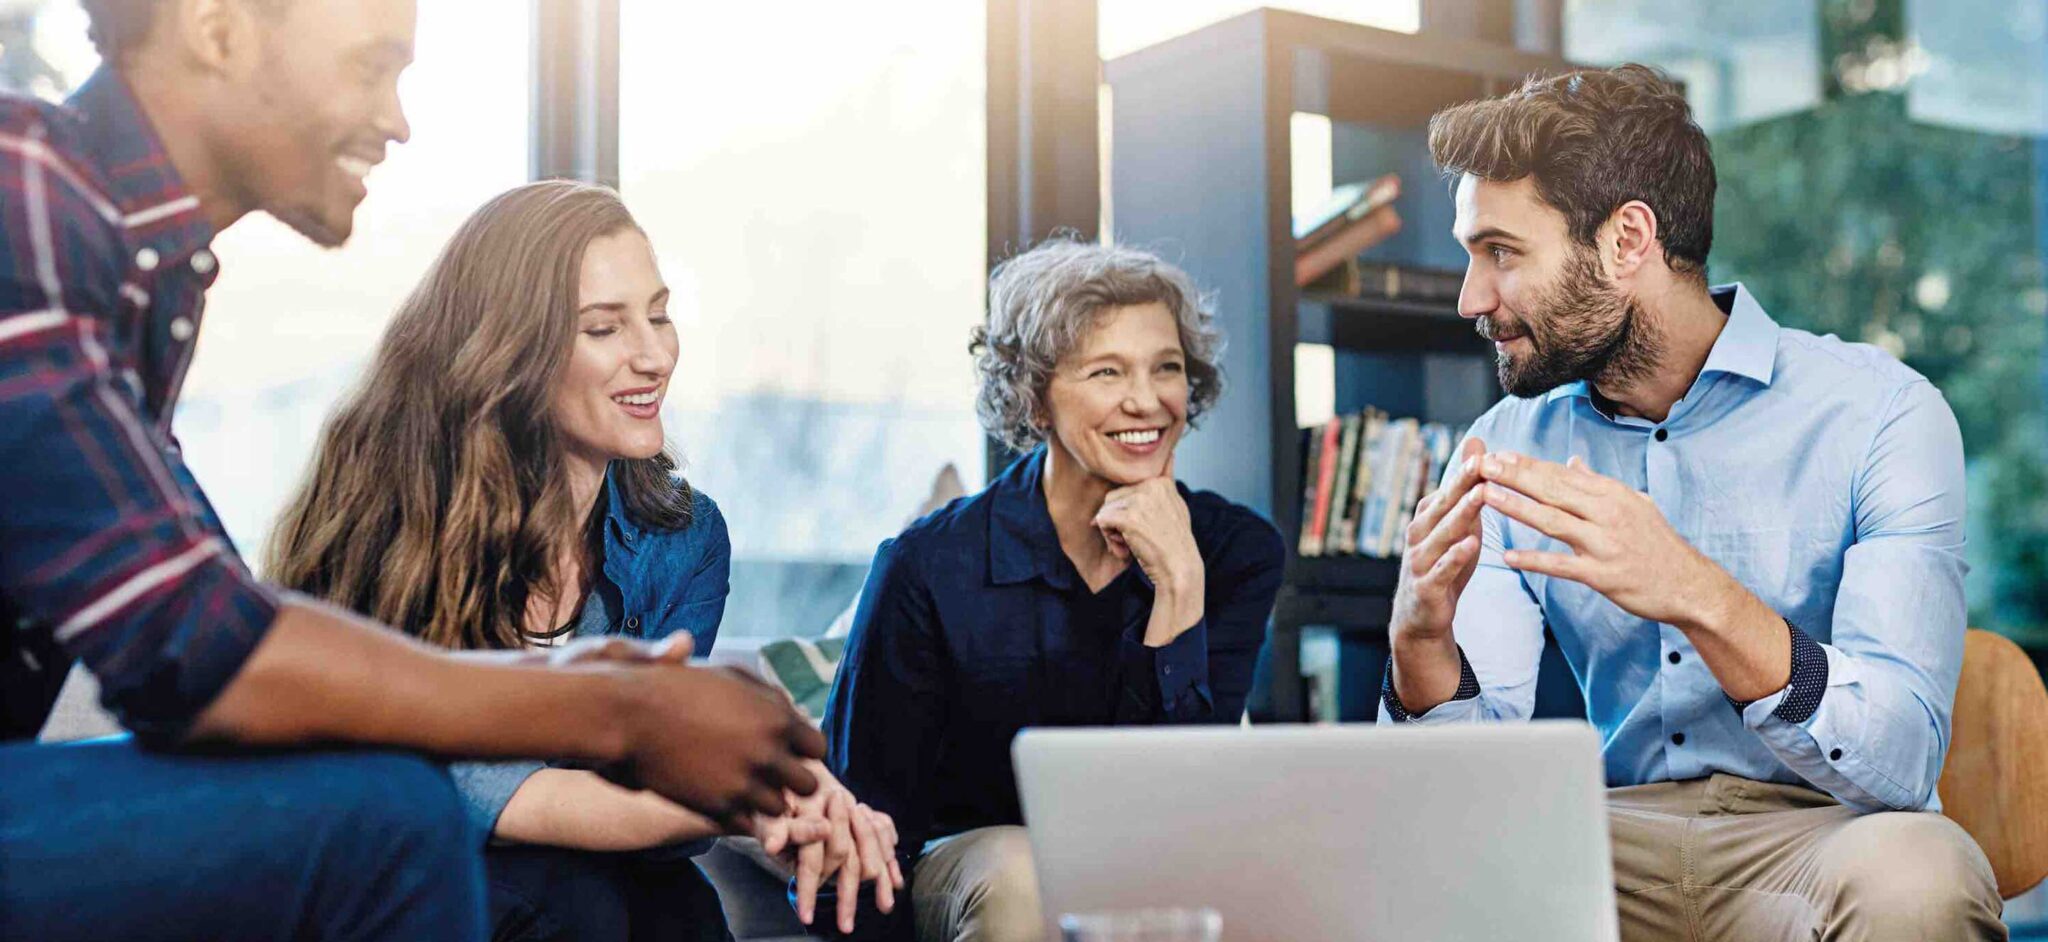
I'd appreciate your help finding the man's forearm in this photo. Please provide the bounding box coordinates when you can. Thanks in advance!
[1677,573,1793,703]
[188,597,636,764]
[1389,631,1465,715]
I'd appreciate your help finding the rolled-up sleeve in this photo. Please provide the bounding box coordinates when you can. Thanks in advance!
[0,138,276,744]
[446,759,549,839]
[1742,380,1967,812]
[664,491,730,650]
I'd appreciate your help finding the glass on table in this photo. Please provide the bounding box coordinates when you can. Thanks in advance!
[1059,907,1222,942]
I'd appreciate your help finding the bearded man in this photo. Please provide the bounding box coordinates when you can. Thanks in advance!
[1377,64,2006,941]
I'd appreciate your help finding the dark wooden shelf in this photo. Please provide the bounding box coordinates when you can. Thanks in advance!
[1276,555,1400,631]
[1273,591,1391,634]
[1298,296,1486,355]
[1286,553,1402,594]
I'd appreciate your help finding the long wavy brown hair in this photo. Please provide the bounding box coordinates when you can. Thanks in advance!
[266,180,693,650]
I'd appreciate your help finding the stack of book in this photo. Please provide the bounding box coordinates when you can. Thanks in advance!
[1293,174,1402,289]
[1297,409,1461,559]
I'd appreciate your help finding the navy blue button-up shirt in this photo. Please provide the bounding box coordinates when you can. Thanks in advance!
[0,69,275,742]
[824,448,1284,884]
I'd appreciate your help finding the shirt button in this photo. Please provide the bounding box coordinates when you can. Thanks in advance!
[190,249,216,274]
[1164,665,1174,676]
[624,616,640,631]
[1670,732,1685,746]
[1667,651,1681,665]
[169,317,194,342]
[1653,428,1669,442]
[1830,748,1844,761]
[135,247,160,271]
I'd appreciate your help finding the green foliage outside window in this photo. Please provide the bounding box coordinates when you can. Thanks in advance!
[1703,0,2048,645]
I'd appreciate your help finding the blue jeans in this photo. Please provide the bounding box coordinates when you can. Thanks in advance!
[486,844,733,942]
[0,736,488,941]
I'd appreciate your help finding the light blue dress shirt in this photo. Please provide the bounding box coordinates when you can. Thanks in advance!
[1379,284,1968,814]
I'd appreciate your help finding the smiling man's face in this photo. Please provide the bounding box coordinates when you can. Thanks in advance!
[1451,174,1645,398]
[220,0,417,247]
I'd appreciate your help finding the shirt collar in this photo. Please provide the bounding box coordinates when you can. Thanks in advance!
[1696,282,1779,387]
[67,68,219,286]
[602,462,645,552]
[1540,282,1780,405]
[987,449,1073,590]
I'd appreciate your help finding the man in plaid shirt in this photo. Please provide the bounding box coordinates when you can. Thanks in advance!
[0,2,827,938]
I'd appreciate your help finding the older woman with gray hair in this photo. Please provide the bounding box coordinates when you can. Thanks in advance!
[822,239,1285,942]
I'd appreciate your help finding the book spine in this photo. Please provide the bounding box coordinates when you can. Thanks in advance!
[1382,419,1422,557]
[1294,205,1403,288]
[1340,409,1382,554]
[1324,413,1361,555]
[1357,419,1391,558]
[1297,426,1325,558]
[1401,426,1434,548]
[1305,417,1342,556]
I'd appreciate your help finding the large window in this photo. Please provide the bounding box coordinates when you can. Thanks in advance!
[0,2,534,563]
[619,0,988,639]
[1566,0,2048,645]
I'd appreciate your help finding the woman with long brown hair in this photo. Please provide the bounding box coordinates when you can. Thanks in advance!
[268,180,901,941]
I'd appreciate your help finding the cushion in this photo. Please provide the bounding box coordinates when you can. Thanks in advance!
[757,637,848,724]
[754,462,964,719]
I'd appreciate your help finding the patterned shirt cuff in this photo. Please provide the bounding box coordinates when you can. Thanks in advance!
[1724,618,1829,724]
[1381,644,1481,723]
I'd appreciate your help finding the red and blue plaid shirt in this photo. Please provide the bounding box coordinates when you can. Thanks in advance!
[1,68,277,743]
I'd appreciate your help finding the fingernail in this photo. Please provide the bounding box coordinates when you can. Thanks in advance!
[1481,454,1501,473]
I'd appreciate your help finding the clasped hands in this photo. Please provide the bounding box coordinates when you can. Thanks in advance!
[542,634,905,933]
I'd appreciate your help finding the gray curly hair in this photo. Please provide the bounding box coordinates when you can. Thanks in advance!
[971,239,1225,452]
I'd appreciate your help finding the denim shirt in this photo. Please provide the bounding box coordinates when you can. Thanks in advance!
[447,470,730,850]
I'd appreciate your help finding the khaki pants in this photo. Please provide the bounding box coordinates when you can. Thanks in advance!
[1610,774,2005,941]
[913,826,1045,942]
[909,777,2004,942]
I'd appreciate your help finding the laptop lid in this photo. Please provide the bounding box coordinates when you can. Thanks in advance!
[1012,721,1619,941]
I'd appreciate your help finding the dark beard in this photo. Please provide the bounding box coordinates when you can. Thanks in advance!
[1483,247,1662,398]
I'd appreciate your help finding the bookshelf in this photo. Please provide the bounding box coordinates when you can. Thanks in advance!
[1105,9,1575,721]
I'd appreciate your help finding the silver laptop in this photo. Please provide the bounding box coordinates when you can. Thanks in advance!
[1012,722,1619,941]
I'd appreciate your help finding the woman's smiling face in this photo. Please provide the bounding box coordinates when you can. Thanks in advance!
[1041,301,1189,486]
[551,228,677,467]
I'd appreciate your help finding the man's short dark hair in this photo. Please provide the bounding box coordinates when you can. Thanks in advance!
[81,0,290,61]
[1428,63,1715,283]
